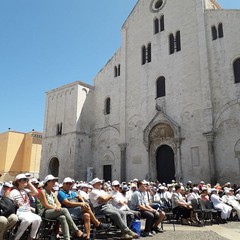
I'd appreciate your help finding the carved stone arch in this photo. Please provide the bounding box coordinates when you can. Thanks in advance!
[144,119,180,151]
[214,99,240,128]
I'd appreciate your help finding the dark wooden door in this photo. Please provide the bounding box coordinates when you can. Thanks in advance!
[156,145,175,184]
[103,165,112,182]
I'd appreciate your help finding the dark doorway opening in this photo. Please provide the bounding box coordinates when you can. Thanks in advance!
[156,145,175,184]
[103,165,112,182]
[49,158,59,177]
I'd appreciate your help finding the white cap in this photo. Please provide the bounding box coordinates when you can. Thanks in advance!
[63,177,75,184]
[89,178,103,185]
[15,174,29,181]
[72,183,77,190]
[112,180,120,186]
[3,182,13,188]
[142,180,149,185]
[131,183,137,188]
[43,174,58,184]
[25,172,31,177]
[79,183,90,188]
[192,187,199,191]
[31,178,39,184]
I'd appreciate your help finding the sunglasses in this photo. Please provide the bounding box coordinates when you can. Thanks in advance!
[113,185,120,187]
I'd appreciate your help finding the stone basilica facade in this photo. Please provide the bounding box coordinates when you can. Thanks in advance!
[40,0,240,184]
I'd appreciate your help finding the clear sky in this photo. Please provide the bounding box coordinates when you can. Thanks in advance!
[0,0,239,134]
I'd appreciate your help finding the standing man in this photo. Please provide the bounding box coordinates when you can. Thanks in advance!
[130,180,165,237]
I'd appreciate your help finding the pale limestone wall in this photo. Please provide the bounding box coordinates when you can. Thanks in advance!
[40,81,94,182]
[41,0,240,184]
[205,10,240,183]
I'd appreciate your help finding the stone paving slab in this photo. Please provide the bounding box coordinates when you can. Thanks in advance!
[95,222,240,240]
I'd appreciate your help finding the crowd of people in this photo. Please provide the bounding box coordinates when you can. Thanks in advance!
[0,174,240,239]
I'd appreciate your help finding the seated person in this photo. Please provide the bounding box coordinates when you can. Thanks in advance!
[171,184,193,225]
[58,177,111,239]
[210,188,232,223]
[0,182,18,239]
[221,189,240,219]
[37,175,86,240]
[89,178,138,239]
[130,180,165,237]
[111,180,139,226]
[10,174,42,240]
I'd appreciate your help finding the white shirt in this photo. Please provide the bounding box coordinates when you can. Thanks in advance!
[111,190,129,210]
[89,188,110,208]
[78,190,89,200]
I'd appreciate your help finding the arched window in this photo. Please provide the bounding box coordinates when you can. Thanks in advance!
[105,97,111,115]
[176,31,181,52]
[169,34,174,54]
[142,45,146,65]
[160,15,164,31]
[154,18,159,34]
[156,76,166,98]
[218,23,224,38]
[233,58,240,84]
[211,26,217,40]
[147,43,151,63]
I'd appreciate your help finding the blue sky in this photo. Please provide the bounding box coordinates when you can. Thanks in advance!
[0,0,239,134]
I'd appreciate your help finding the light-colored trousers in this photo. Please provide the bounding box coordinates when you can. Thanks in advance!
[0,214,18,239]
[15,211,42,240]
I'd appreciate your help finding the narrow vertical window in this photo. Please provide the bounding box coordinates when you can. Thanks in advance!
[212,26,217,40]
[154,18,159,34]
[105,97,111,115]
[142,46,146,65]
[114,66,117,77]
[233,58,240,84]
[57,123,62,135]
[117,64,120,76]
[176,31,181,52]
[160,15,164,31]
[169,34,174,54]
[147,43,151,63]
[156,76,166,98]
[218,23,224,38]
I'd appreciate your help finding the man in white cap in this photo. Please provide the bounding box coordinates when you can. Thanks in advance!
[57,177,111,235]
[89,178,138,239]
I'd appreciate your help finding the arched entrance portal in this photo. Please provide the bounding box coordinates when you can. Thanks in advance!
[49,157,59,177]
[156,145,175,183]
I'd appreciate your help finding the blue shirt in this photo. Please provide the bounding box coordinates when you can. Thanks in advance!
[58,190,77,208]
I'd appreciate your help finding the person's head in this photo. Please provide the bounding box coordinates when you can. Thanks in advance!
[89,178,103,189]
[137,180,148,191]
[14,174,29,189]
[43,174,58,189]
[62,177,75,191]
[174,184,181,192]
[112,180,120,192]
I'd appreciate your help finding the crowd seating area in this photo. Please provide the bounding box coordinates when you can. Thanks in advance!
[0,175,240,239]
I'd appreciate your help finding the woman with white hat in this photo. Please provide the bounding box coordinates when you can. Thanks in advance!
[10,173,42,240]
[37,175,86,240]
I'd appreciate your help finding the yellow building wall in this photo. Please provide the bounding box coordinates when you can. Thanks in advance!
[0,131,42,181]
[0,132,8,172]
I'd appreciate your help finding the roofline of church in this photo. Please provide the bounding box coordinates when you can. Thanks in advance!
[46,80,94,94]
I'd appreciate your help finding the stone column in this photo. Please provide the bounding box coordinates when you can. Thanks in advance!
[203,132,217,184]
[119,143,128,182]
